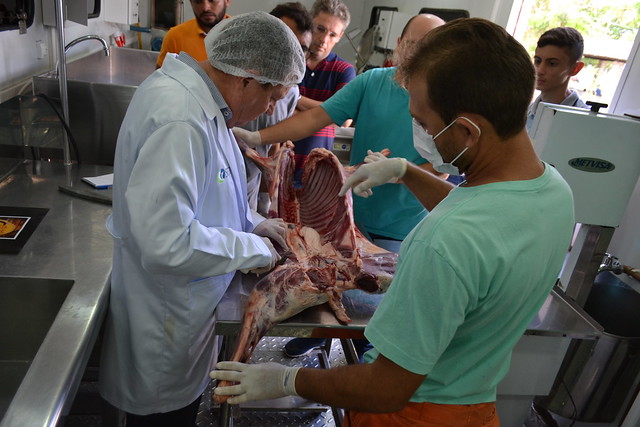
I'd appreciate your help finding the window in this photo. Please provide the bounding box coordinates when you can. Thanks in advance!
[507,0,640,110]
[0,0,34,32]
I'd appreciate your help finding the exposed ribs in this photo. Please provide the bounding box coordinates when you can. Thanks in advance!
[215,141,398,403]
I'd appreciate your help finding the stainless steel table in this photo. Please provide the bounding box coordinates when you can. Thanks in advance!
[214,274,384,426]
[0,160,113,427]
[213,274,602,426]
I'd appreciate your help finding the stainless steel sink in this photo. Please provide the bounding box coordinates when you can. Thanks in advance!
[536,272,640,424]
[0,277,74,420]
[32,47,159,165]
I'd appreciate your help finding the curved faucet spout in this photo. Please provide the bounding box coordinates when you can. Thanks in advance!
[65,35,110,57]
[53,35,110,78]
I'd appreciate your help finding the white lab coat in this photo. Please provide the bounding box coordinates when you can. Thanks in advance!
[99,54,272,414]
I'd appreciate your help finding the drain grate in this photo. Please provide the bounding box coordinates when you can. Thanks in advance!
[197,337,348,427]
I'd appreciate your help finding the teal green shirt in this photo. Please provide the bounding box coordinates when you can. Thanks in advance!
[321,67,427,240]
[364,164,575,404]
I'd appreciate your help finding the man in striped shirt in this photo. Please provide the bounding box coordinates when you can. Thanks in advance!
[292,0,355,185]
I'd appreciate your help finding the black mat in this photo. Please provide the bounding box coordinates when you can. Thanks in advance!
[0,206,49,254]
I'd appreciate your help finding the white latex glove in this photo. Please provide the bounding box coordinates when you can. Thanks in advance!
[232,127,262,148]
[210,361,300,404]
[363,149,387,164]
[339,157,407,198]
[242,237,281,275]
[364,150,401,183]
[253,218,288,250]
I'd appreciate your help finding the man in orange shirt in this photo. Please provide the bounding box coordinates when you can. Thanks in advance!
[157,0,231,67]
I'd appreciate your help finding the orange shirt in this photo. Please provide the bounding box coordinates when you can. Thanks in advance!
[156,15,231,67]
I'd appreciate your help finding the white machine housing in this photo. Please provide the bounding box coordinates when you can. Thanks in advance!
[530,103,640,227]
[374,10,411,52]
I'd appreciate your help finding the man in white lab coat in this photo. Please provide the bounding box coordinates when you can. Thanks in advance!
[99,11,305,426]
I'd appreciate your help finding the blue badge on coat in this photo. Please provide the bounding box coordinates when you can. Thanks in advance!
[217,167,231,183]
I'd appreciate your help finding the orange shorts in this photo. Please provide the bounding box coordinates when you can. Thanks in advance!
[344,401,499,427]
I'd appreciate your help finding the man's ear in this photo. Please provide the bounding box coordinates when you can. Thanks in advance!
[456,115,482,147]
[570,61,585,76]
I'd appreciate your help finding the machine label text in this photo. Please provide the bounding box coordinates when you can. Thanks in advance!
[568,157,615,173]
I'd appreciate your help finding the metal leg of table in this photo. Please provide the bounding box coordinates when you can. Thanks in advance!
[316,338,345,427]
[217,334,236,427]
[340,338,360,365]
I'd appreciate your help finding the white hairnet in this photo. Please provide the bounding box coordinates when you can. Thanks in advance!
[205,11,306,87]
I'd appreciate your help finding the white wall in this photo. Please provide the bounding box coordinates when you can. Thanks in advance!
[607,29,640,275]
[0,0,140,103]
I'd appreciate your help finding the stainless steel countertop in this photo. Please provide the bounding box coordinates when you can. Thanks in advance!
[0,160,113,427]
[216,269,603,341]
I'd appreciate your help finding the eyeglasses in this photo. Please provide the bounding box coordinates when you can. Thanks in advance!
[313,24,340,40]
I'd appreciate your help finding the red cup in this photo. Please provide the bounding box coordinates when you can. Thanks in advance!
[113,33,125,47]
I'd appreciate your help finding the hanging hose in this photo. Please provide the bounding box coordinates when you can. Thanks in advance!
[130,23,151,49]
[34,93,81,164]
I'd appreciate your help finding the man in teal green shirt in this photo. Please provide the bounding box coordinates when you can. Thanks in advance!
[231,13,446,359]
[232,13,446,250]
[211,18,575,426]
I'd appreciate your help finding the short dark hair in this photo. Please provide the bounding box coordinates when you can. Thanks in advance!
[270,2,313,33]
[399,18,534,139]
[537,27,584,63]
[310,0,350,29]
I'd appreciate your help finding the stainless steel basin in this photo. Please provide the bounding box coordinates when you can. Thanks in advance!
[536,272,640,424]
[0,277,74,420]
[32,47,159,165]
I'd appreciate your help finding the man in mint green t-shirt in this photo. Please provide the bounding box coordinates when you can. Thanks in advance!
[211,18,575,426]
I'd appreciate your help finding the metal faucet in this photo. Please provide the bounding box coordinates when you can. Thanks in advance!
[53,35,109,78]
[65,35,110,56]
[598,253,624,274]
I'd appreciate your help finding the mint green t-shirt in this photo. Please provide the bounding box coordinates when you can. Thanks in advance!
[321,67,427,240]
[364,164,575,404]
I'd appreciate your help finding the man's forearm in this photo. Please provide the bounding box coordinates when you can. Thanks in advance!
[260,106,333,145]
[295,355,424,413]
[296,95,323,111]
[402,163,454,211]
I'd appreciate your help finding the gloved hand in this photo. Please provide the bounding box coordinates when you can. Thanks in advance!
[253,218,288,250]
[210,361,300,405]
[364,150,401,183]
[243,237,281,275]
[232,127,262,148]
[339,157,407,198]
[363,149,388,164]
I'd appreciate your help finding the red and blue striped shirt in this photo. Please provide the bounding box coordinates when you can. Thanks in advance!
[294,51,355,185]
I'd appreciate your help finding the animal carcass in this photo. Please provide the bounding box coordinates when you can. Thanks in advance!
[218,142,397,383]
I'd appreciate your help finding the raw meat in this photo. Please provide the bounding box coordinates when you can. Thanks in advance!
[213,143,397,403]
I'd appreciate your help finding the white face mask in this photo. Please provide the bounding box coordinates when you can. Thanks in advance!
[412,116,481,175]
